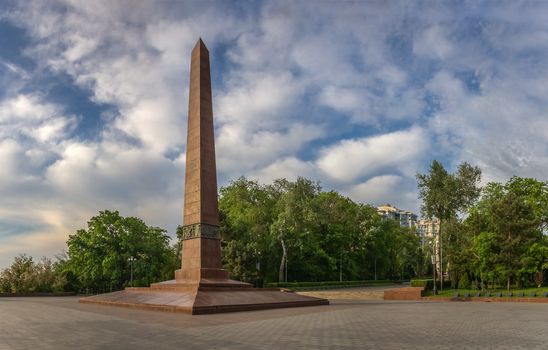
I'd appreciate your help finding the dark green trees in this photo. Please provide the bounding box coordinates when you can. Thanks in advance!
[463,177,547,290]
[417,160,482,287]
[219,177,421,284]
[65,210,177,293]
[0,255,64,293]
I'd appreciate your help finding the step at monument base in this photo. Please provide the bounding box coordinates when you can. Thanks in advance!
[79,279,329,315]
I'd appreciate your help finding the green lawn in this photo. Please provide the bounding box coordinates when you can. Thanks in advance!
[425,286,548,297]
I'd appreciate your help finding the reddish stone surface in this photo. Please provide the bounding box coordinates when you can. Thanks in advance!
[80,281,328,315]
[183,38,218,227]
[176,38,228,283]
[384,287,424,300]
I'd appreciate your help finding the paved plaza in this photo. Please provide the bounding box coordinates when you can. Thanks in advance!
[1,296,548,349]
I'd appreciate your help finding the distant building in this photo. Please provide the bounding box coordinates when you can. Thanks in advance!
[376,204,418,228]
[416,218,440,245]
[417,218,441,275]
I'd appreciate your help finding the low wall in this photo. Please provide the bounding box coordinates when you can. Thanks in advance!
[0,292,77,297]
[423,296,548,303]
[384,287,424,300]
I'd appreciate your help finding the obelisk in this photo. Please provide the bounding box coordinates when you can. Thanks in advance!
[175,38,229,282]
[80,39,328,313]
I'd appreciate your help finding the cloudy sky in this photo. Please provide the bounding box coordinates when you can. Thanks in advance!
[1,0,547,268]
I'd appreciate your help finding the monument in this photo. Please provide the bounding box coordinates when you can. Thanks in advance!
[80,39,328,314]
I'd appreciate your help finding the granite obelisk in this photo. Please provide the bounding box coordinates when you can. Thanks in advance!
[80,39,328,314]
[175,39,229,283]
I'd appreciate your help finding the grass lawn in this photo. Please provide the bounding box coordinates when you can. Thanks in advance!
[425,286,548,297]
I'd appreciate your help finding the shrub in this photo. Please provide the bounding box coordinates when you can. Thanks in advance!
[458,273,470,289]
[410,279,451,290]
[265,280,398,290]
[410,279,433,289]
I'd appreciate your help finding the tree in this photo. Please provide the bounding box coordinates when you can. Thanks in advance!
[417,160,481,289]
[464,177,547,289]
[219,176,424,284]
[219,177,277,284]
[269,177,323,282]
[0,255,66,293]
[65,210,176,293]
[520,238,548,288]
[0,254,35,293]
[489,192,541,290]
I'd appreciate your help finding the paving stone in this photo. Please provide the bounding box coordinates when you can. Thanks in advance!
[1,296,548,349]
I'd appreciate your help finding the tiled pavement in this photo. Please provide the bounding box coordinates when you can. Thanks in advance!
[1,296,547,349]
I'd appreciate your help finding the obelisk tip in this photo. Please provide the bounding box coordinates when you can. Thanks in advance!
[193,38,209,54]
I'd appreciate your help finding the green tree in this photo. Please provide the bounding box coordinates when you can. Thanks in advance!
[0,254,35,293]
[219,176,424,284]
[417,160,482,288]
[0,255,66,293]
[489,192,541,290]
[520,238,548,288]
[219,177,278,284]
[465,177,547,289]
[66,210,176,293]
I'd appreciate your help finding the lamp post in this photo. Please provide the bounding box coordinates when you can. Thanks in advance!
[339,251,343,282]
[285,255,288,283]
[431,238,437,295]
[374,257,377,281]
[128,256,136,287]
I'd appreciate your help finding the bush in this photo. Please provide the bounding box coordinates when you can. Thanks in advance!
[410,279,433,289]
[265,280,399,290]
[458,273,470,289]
[410,278,451,290]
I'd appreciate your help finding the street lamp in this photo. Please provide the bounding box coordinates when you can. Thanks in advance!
[339,251,343,282]
[430,238,437,295]
[128,256,136,287]
[285,255,288,283]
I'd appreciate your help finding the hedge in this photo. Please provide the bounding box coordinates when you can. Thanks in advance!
[410,279,451,290]
[265,280,401,291]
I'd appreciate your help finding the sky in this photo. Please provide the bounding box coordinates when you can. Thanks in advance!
[1,0,547,268]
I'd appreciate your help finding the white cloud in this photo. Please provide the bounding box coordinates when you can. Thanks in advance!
[0,94,76,143]
[317,127,429,182]
[216,72,302,129]
[344,175,419,213]
[217,123,325,176]
[413,25,454,60]
[250,157,317,184]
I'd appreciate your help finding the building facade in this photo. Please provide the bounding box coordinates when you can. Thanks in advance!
[417,218,441,276]
[376,204,418,228]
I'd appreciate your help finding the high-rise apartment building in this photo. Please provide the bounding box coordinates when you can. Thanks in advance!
[376,204,418,228]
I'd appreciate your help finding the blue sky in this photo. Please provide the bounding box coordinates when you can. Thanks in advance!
[1,0,548,268]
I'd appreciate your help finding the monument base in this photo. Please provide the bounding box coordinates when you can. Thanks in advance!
[79,279,329,315]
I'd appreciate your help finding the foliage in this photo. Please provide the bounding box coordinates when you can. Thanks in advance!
[410,279,433,289]
[416,160,482,287]
[65,210,177,293]
[410,278,451,290]
[450,177,548,290]
[265,280,398,291]
[458,273,470,289]
[0,255,66,293]
[5,170,544,294]
[219,177,422,284]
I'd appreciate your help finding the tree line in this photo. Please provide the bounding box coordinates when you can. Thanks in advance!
[1,177,423,293]
[217,177,423,285]
[1,163,546,293]
[417,161,548,291]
